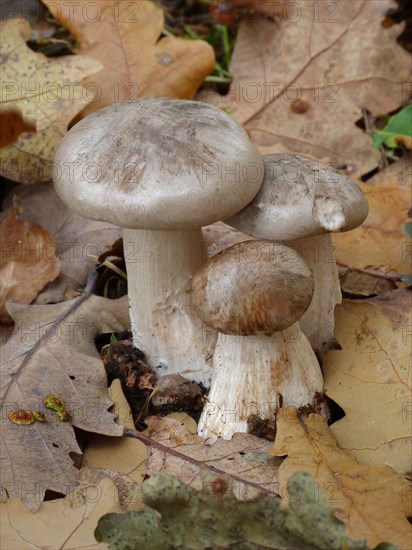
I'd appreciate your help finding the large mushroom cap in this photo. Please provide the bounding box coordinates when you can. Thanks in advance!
[225,154,369,240]
[191,240,314,334]
[53,98,264,230]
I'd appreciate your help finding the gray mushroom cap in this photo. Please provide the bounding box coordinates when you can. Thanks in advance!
[53,98,264,230]
[225,154,368,241]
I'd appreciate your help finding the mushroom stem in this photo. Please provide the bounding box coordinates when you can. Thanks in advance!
[288,234,342,357]
[197,324,323,440]
[123,228,216,386]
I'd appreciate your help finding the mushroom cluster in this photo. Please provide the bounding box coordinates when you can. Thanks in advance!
[53,98,368,441]
[53,98,264,387]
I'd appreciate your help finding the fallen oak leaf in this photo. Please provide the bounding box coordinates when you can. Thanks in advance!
[323,289,412,475]
[269,408,412,549]
[126,415,281,501]
[3,184,122,304]
[199,0,411,174]
[41,0,215,120]
[79,379,148,510]
[334,156,412,278]
[0,208,61,324]
[0,18,102,184]
[0,273,130,511]
[95,470,394,550]
[1,477,124,550]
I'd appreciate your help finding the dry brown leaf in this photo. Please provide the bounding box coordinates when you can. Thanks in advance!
[202,221,254,258]
[338,265,397,297]
[0,111,36,147]
[42,0,215,119]
[0,18,102,184]
[0,287,129,511]
[334,157,412,277]
[0,208,61,324]
[323,289,412,476]
[4,184,122,304]
[79,379,147,509]
[0,477,123,550]
[144,416,281,500]
[199,0,410,174]
[270,408,412,548]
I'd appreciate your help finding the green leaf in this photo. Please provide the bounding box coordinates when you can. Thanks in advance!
[94,471,398,550]
[373,104,412,150]
[403,221,412,239]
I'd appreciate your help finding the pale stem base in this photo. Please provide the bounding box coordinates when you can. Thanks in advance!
[197,323,324,440]
[123,228,216,386]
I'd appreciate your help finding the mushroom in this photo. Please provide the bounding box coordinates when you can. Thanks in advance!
[224,154,368,356]
[191,239,323,440]
[53,98,264,386]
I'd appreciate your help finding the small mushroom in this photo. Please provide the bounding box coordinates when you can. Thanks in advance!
[53,98,264,386]
[225,154,368,356]
[191,240,323,440]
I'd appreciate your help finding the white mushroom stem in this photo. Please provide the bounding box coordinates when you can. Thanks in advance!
[123,228,216,386]
[197,323,323,440]
[288,234,342,357]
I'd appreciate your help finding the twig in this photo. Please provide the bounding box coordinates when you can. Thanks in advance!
[123,427,280,497]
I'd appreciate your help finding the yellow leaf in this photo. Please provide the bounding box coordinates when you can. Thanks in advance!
[0,19,102,183]
[334,157,412,276]
[323,290,412,475]
[270,408,411,548]
[42,0,215,119]
[1,477,123,549]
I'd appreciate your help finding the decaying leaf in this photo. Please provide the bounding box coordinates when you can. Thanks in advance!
[199,0,411,174]
[42,0,215,120]
[0,208,61,324]
[142,415,281,500]
[0,280,130,511]
[4,184,122,304]
[0,477,124,550]
[323,289,412,475]
[334,157,412,277]
[0,18,102,184]
[270,408,412,549]
[95,470,395,550]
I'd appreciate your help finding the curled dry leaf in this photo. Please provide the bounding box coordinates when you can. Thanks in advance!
[199,0,411,174]
[0,18,102,184]
[323,289,412,475]
[143,416,281,500]
[270,408,412,549]
[0,281,129,511]
[41,0,215,120]
[0,208,61,324]
[0,477,123,550]
[334,157,412,278]
[4,184,122,304]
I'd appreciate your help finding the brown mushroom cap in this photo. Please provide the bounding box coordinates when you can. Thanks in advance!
[53,98,264,230]
[191,240,314,335]
[225,153,368,240]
